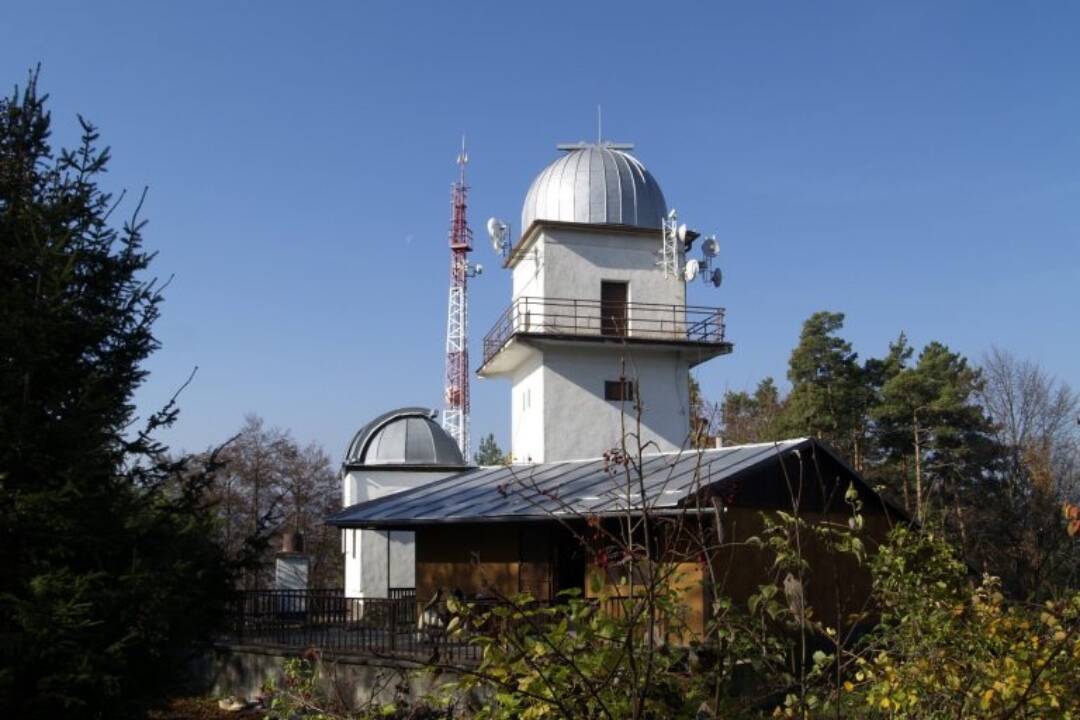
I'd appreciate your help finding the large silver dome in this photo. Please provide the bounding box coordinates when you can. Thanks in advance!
[345,407,466,468]
[521,144,667,234]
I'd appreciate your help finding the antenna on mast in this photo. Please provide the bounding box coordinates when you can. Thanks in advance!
[443,137,480,459]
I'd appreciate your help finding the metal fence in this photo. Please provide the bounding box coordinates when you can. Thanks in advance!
[222,589,688,662]
[482,296,726,364]
[224,588,488,663]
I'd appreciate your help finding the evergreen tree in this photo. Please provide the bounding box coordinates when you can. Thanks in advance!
[0,71,230,718]
[474,433,505,465]
[774,312,869,466]
[719,378,783,446]
[874,341,994,529]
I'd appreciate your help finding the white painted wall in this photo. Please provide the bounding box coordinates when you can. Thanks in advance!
[343,469,457,507]
[510,351,544,463]
[502,223,695,463]
[342,469,453,598]
[541,345,690,462]
[343,528,418,598]
[388,531,415,589]
[538,226,685,308]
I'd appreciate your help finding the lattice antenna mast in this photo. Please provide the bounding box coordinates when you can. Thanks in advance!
[443,137,481,459]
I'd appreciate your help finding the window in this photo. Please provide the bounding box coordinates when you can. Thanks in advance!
[605,378,635,402]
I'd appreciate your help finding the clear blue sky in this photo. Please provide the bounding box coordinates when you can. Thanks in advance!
[3,2,1077,459]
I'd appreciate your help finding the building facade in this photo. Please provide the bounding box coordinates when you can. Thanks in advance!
[478,143,731,462]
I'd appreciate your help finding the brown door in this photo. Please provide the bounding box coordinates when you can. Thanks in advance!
[601,281,628,336]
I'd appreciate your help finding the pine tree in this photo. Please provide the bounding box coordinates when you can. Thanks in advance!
[775,312,869,466]
[720,378,784,446]
[474,433,505,465]
[874,341,993,529]
[0,70,230,718]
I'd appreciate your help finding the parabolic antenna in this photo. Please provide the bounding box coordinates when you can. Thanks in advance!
[487,217,508,252]
[710,268,723,288]
[676,223,688,244]
[683,258,700,282]
[701,236,719,258]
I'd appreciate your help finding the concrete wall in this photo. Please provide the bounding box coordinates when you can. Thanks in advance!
[342,468,456,599]
[541,346,690,462]
[343,468,457,507]
[388,530,415,589]
[502,222,695,463]
[191,644,455,711]
[539,225,685,308]
[343,529,416,598]
[510,350,544,463]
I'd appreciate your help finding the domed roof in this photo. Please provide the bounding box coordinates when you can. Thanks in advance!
[521,144,667,234]
[345,407,466,468]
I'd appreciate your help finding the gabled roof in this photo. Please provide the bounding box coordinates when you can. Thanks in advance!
[327,438,901,528]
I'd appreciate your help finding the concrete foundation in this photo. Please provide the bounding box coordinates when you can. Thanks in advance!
[190,643,456,711]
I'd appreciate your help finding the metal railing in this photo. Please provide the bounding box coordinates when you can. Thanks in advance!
[222,589,693,662]
[225,588,484,663]
[482,296,726,365]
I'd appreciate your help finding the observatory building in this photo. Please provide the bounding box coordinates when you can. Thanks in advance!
[479,143,731,462]
[334,142,734,601]
[339,408,467,599]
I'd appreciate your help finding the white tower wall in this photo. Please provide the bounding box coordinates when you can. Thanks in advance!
[481,145,730,465]
[539,226,684,307]
[510,351,545,463]
[499,224,695,463]
[540,347,690,462]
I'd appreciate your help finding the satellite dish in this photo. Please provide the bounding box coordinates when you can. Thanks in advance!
[487,217,508,253]
[683,258,700,282]
[668,208,677,220]
[676,223,688,244]
[475,263,484,276]
[701,236,719,258]
[709,268,723,288]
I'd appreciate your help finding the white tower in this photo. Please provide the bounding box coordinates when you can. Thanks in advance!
[478,143,732,463]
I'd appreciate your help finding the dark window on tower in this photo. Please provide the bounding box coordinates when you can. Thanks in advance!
[605,378,635,402]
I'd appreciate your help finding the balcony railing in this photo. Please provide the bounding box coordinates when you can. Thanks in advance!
[482,296,727,365]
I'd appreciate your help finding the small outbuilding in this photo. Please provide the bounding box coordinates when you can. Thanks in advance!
[329,437,904,636]
[340,407,468,600]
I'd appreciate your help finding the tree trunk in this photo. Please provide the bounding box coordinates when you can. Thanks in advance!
[901,456,911,514]
[913,411,923,523]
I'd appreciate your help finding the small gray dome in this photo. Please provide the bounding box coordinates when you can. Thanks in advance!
[521,144,667,234]
[346,408,466,467]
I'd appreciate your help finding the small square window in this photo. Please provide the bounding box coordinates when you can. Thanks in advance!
[605,379,635,402]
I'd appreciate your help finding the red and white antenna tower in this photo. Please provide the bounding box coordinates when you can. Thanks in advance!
[443,138,480,458]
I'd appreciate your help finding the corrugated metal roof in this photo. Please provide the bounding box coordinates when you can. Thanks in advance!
[328,439,820,527]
